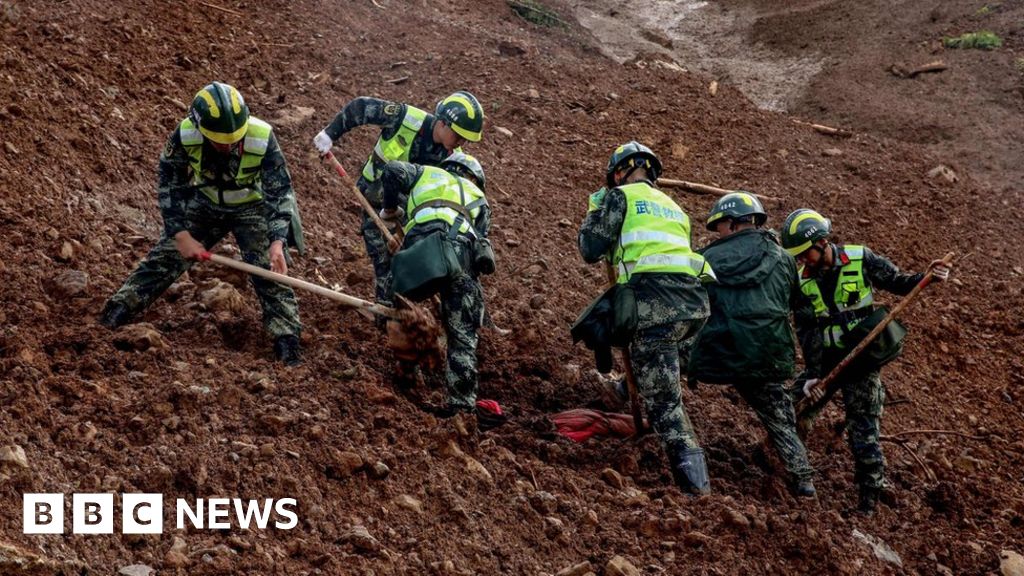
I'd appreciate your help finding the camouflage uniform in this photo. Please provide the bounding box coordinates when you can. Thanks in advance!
[322,97,453,305]
[578,186,710,455]
[106,124,301,338]
[382,161,491,410]
[794,244,925,491]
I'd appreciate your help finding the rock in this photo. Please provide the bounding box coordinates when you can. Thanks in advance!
[525,88,540,100]
[0,445,29,469]
[556,561,594,576]
[852,529,903,567]
[118,565,154,576]
[32,301,49,314]
[529,491,559,514]
[605,555,640,576]
[927,164,959,184]
[584,509,599,526]
[273,105,316,129]
[200,280,247,316]
[3,141,19,155]
[822,147,843,157]
[343,525,380,553]
[43,227,60,241]
[601,468,625,490]
[557,218,572,227]
[494,126,514,138]
[57,241,75,261]
[1001,550,1024,576]
[497,40,527,57]
[683,531,713,548]
[113,323,167,352]
[671,143,690,160]
[327,450,364,478]
[47,269,89,298]
[370,460,391,479]
[722,508,750,530]
[464,456,493,483]
[164,536,189,567]
[708,80,719,96]
[621,487,650,507]
[394,494,423,514]
[529,294,546,309]
[544,516,565,539]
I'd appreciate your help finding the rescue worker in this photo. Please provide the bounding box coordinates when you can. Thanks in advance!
[99,82,303,365]
[378,152,503,429]
[312,92,485,306]
[687,193,816,497]
[578,142,715,495]
[781,208,952,514]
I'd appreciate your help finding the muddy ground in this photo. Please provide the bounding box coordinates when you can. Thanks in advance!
[1,0,1023,574]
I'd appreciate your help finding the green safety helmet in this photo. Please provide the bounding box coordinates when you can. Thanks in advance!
[706,191,768,230]
[606,141,663,187]
[441,151,486,190]
[780,208,832,256]
[189,82,249,145]
[435,91,485,142]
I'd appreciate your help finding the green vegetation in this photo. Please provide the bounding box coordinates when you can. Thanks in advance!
[943,31,1004,50]
[508,0,568,28]
[975,3,1001,15]
[1016,57,1024,73]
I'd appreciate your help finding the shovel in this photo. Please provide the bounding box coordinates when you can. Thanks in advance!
[199,252,441,367]
[795,251,955,438]
[321,151,403,253]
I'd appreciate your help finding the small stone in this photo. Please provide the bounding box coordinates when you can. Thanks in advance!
[529,491,559,514]
[495,126,514,138]
[557,218,572,227]
[852,529,903,567]
[3,141,19,155]
[370,461,391,479]
[601,468,625,490]
[722,508,750,530]
[48,270,89,298]
[112,323,167,352]
[118,565,154,576]
[529,294,546,309]
[259,443,276,458]
[0,445,29,469]
[584,509,599,526]
[683,531,713,548]
[708,80,718,96]
[822,147,843,157]
[200,280,247,316]
[525,88,540,100]
[44,227,60,240]
[164,536,189,567]
[605,555,640,576]
[58,241,75,261]
[328,451,364,478]
[464,456,493,484]
[343,525,380,553]
[556,561,593,576]
[927,164,959,184]
[32,301,50,314]
[1001,549,1024,576]
[394,494,423,514]
[505,238,521,247]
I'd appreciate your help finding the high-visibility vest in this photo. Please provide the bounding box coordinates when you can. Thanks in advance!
[611,182,714,283]
[178,116,271,205]
[404,166,486,236]
[362,105,428,182]
[799,244,875,348]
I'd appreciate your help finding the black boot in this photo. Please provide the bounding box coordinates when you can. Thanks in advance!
[669,446,711,496]
[99,301,132,329]
[858,485,880,516]
[792,478,817,498]
[273,335,302,366]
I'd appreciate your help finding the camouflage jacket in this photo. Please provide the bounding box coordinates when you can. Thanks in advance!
[323,97,451,205]
[157,128,296,244]
[578,184,709,330]
[794,243,925,376]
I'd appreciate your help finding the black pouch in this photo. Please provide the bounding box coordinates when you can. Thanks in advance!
[472,237,496,275]
[610,284,638,347]
[392,232,463,302]
[570,286,617,374]
[839,306,907,371]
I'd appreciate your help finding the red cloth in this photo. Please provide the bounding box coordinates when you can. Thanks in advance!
[476,399,503,415]
[550,409,641,443]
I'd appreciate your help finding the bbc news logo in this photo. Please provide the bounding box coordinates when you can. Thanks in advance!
[23,494,298,534]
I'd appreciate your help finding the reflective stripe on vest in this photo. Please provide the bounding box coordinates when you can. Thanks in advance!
[178,117,271,206]
[362,106,428,182]
[799,244,875,348]
[611,182,714,283]
[403,166,485,235]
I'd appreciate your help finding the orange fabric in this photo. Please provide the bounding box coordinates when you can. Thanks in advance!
[550,409,640,442]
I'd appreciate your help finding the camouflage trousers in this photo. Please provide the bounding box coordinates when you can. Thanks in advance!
[361,211,394,306]
[840,370,886,490]
[440,267,485,410]
[107,201,301,338]
[734,381,814,482]
[629,318,705,454]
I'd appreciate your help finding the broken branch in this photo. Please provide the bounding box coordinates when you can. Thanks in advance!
[385,75,410,85]
[880,435,938,482]
[197,0,243,16]
[793,119,853,138]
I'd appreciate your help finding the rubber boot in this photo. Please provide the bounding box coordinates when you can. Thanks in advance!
[99,301,132,329]
[670,446,711,496]
[858,485,880,516]
[273,335,302,367]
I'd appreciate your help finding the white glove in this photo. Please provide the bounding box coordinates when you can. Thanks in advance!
[313,130,333,154]
[378,207,404,223]
[929,262,951,282]
[802,378,820,397]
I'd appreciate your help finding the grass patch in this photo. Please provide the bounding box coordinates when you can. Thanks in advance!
[508,0,568,28]
[1016,57,1024,73]
[943,30,1004,50]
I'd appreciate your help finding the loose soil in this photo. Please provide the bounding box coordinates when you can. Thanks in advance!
[1,0,1023,574]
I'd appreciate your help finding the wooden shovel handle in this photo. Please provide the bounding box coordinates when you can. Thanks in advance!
[656,178,774,202]
[605,262,645,437]
[322,151,402,252]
